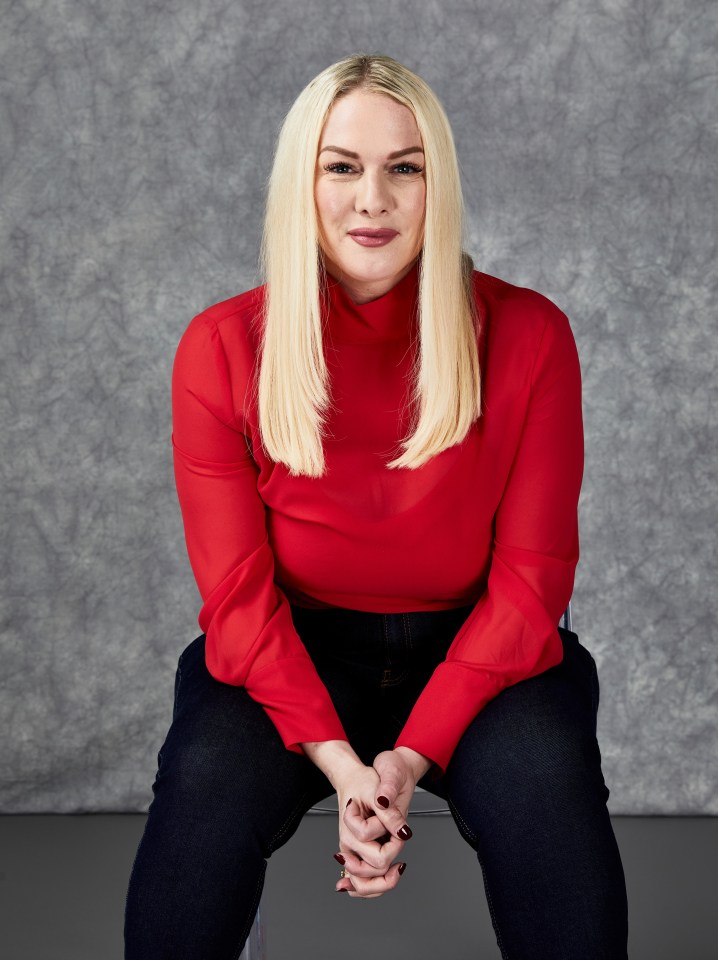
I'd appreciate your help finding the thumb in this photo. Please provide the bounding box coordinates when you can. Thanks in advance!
[373,750,401,804]
[373,752,413,840]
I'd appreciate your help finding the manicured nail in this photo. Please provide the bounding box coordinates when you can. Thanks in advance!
[376,795,390,808]
[333,853,345,864]
[398,862,407,875]
[336,887,347,893]
[346,798,352,808]
[397,824,413,840]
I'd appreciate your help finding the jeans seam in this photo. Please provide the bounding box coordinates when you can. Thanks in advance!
[448,797,510,959]
[267,789,313,854]
[231,858,266,960]
[403,612,413,654]
[380,614,412,687]
[476,842,511,960]
[448,796,478,844]
[381,614,392,669]
[172,659,183,720]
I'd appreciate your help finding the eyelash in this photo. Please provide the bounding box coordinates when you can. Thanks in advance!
[324,162,424,176]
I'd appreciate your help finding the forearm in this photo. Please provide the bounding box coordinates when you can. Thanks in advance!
[300,739,364,788]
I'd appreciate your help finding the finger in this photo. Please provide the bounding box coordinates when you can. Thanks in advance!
[339,822,404,873]
[357,803,412,843]
[337,862,406,898]
[344,802,390,841]
[374,768,403,810]
[338,838,403,878]
[344,800,412,846]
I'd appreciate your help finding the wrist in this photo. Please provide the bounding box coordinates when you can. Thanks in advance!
[394,745,433,781]
[299,739,364,787]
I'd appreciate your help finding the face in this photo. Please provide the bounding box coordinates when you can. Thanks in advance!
[314,88,426,304]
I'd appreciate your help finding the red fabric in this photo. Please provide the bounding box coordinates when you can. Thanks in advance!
[171,261,584,778]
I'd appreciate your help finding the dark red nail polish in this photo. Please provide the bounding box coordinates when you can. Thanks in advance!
[346,798,352,808]
[377,795,389,808]
[336,887,347,893]
[397,824,413,840]
[333,853,345,864]
[398,862,407,875]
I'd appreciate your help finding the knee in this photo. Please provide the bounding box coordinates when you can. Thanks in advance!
[155,723,244,810]
[450,710,608,814]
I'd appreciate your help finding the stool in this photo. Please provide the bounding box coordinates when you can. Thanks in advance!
[240,603,573,959]
[237,785,452,960]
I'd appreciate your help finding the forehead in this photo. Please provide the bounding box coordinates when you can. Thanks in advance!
[319,89,422,151]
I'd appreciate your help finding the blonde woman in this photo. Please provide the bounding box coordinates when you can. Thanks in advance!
[125,53,629,959]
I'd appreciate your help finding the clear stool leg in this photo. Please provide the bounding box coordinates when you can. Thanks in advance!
[239,900,265,960]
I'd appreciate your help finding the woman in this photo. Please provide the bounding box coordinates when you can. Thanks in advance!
[125,53,629,958]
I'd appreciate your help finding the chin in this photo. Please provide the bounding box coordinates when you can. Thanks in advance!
[345,253,412,283]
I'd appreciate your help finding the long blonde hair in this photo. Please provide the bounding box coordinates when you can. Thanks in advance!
[256,53,480,477]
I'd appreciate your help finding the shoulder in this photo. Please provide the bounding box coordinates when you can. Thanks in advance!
[172,284,267,420]
[469,270,580,391]
[175,283,266,375]
[471,269,578,368]
[471,270,572,342]
[179,283,266,351]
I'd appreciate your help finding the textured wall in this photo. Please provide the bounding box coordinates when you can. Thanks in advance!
[1,0,715,813]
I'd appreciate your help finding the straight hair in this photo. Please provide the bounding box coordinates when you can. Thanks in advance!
[255,53,481,477]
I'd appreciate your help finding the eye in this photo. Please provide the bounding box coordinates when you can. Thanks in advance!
[392,162,424,175]
[324,162,356,174]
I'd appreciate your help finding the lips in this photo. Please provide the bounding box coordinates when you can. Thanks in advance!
[347,228,399,248]
[348,229,398,238]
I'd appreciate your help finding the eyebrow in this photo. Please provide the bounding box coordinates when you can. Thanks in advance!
[318,145,424,159]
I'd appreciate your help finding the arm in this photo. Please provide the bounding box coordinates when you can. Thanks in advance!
[174,311,417,900]
[394,302,584,779]
[171,311,349,755]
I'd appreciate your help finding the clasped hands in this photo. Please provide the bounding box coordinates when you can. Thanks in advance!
[333,747,430,899]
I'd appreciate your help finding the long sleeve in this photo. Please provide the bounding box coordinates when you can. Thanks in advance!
[393,300,584,778]
[171,311,349,755]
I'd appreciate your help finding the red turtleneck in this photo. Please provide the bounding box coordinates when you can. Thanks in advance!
[170,262,583,778]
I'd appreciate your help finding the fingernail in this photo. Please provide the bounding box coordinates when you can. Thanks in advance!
[346,798,352,808]
[397,824,413,840]
[336,887,347,893]
[333,853,345,864]
[398,862,407,875]
[376,795,390,808]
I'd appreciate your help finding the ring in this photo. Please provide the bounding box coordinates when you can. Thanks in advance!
[339,869,347,878]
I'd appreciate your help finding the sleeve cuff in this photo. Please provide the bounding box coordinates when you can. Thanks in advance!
[245,655,349,757]
[393,661,505,778]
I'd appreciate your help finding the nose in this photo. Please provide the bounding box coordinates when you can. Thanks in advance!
[354,169,391,217]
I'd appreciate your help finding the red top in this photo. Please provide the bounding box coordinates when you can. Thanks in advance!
[171,261,584,778]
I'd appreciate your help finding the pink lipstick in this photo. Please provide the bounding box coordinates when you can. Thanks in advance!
[348,228,398,247]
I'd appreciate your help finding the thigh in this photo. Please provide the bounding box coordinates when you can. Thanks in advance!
[442,629,628,958]
[126,636,337,960]
[154,634,335,855]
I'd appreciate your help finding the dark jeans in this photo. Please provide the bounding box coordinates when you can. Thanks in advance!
[124,603,629,959]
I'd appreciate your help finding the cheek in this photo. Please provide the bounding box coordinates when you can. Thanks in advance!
[315,185,343,228]
[409,185,426,234]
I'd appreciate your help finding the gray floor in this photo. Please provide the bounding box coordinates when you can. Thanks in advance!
[0,811,716,959]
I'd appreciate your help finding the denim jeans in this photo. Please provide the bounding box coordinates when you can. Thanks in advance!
[124,603,629,959]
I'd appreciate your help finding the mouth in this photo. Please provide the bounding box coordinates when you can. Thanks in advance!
[347,228,399,247]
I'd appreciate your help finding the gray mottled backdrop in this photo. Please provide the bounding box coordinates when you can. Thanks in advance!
[1,0,715,814]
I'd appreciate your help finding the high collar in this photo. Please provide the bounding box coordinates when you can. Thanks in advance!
[321,260,420,343]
